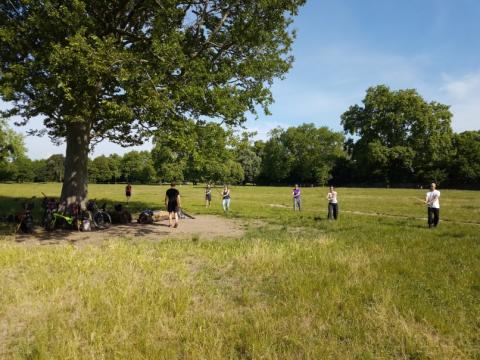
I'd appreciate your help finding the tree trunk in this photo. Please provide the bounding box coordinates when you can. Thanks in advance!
[60,121,90,208]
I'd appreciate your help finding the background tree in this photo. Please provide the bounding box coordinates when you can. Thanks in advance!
[282,124,345,185]
[224,159,245,185]
[45,154,65,183]
[30,159,49,182]
[258,125,345,185]
[107,154,122,184]
[89,155,115,183]
[449,131,480,185]
[0,0,305,205]
[341,85,454,184]
[232,131,261,184]
[258,128,293,184]
[11,156,35,182]
[185,123,236,184]
[152,120,238,184]
[235,148,261,184]
[121,151,156,184]
[0,119,26,181]
[152,119,196,183]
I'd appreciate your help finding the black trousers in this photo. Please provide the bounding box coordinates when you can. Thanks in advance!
[428,207,440,227]
[328,203,338,220]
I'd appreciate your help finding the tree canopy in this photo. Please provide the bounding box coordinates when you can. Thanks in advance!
[230,131,261,184]
[450,131,480,185]
[0,0,305,204]
[341,85,454,184]
[152,120,244,184]
[259,124,345,185]
[1,120,478,187]
[0,120,25,163]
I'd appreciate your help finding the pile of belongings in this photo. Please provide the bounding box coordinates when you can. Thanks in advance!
[137,210,169,224]
[109,204,133,224]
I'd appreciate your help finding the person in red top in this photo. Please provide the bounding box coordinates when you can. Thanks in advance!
[125,183,132,204]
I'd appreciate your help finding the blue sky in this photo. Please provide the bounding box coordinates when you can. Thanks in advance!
[7,0,480,159]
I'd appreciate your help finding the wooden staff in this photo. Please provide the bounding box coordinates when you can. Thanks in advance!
[411,197,426,204]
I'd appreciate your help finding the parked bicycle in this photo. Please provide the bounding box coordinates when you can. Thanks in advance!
[86,199,112,229]
[41,194,111,231]
[44,207,81,231]
[42,193,84,231]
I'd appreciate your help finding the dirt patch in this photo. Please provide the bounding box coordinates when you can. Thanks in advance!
[11,215,245,246]
[268,203,289,208]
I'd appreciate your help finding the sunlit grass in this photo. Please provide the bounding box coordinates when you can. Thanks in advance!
[0,183,479,358]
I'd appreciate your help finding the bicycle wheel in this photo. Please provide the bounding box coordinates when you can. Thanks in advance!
[93,211,111,229]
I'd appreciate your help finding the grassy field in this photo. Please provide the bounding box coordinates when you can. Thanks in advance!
[0,183,479,359]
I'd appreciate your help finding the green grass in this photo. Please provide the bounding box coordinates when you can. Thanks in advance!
[0,183,479,359]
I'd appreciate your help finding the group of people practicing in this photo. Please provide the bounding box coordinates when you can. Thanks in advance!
[204,184,231,212]
[125,182,231,228]
[125,181,441,229]
[291,184,338,220]
[292,182,441,227]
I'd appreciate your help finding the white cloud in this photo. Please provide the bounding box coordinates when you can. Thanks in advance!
[243,119,290,141]
[441,72,480,99]
[439,71,480,131]
[260,46,432,131]
[298,45,432,89]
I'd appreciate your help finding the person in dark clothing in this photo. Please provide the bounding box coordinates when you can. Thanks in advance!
[165,182,181,228]
[125,183,132,204]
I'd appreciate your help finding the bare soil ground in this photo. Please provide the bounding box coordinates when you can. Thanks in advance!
[11,215,245,246]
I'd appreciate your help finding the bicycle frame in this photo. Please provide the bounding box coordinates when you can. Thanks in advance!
[43,196,82,231]
[51,212,75,226]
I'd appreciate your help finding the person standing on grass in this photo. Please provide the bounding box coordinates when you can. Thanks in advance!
[292,184,301,211]
[425,182,441,228]
[327,186,338,220]
[165,182,181,228]
[222,185,231,212]
[125,183,132,204]
[205,184,212,208]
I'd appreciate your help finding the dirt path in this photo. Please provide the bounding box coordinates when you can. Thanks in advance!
[12,215,245,246]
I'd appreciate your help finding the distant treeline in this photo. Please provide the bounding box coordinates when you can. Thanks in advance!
[1,86,479,187]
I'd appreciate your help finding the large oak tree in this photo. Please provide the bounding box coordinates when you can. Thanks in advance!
[341,85,454,184]
[0,0,305,205]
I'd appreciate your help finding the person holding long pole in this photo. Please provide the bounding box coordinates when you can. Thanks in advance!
[221,185,231,212]
[425,182,441,228]
[292,184,301,211]
[205,184,212,208]
[326,186,338,220]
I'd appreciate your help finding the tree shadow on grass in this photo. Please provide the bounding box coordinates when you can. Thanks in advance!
[13,222,172,245]
[0,195,170,241]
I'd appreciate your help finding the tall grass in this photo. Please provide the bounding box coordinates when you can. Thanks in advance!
[0,183,479,358]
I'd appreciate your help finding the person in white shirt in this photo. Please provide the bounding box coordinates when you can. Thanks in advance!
[326,186,338,220]
[425,182,441,228]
